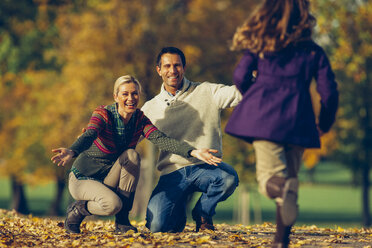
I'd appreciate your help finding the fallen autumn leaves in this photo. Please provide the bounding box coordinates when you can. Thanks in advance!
[1,209,371,247]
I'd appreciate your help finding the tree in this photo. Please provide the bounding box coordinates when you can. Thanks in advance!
[0,0,60,214]
[302,83,338,183]
[312,0,372,227]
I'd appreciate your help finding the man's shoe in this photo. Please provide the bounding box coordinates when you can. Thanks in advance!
[192,209,215,232]
[65,200,91,234]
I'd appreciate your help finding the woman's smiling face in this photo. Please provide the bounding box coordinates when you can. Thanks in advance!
[114,82,139,120]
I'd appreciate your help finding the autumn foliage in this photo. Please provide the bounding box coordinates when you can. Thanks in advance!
[1,0,372,228]
[0,0,260,184]
[1,209,371,247]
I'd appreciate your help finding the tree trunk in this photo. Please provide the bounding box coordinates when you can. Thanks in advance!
[48,158,73,216]
[361,96,371,227]
[305,167,316,184]
[10,175,29,215]
[252,190,262,224]
[48,177,66,216]
[235,185,250,225]
[234,185,262,225]
[351,168,359,186]
[361,62,371,227]
[361,160,371,227]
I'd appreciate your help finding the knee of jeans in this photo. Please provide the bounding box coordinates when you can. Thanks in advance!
[223,169,239,187]
[146,201,172,233]
[100,194,122,216]
[147,219,164,233]
[146,211,166,233]
[225,171,239,194]
[222,174,239,196]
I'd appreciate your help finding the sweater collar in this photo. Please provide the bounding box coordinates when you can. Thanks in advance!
[159,78,191,100]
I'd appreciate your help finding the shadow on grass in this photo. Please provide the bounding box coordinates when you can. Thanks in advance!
[212,208,362,227]
[0,198,8,210]
[297,210,361,224]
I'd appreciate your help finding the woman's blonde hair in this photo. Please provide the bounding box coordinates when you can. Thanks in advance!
[231,0,316,53]
[113,75,142,96]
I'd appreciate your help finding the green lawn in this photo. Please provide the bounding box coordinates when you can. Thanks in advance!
[1,162,371,228]
[0,179,71,216]
[212,183,367,228]
[212,162,372,228]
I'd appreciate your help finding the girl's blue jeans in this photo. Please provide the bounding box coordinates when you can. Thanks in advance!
[145,162,239,232]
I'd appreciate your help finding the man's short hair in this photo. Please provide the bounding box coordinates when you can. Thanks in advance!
[156,47,186,68]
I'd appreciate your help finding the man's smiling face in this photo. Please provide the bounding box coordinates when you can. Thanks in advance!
[156,53,185,95]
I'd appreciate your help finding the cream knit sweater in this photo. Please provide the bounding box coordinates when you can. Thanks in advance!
[142,78,242,175]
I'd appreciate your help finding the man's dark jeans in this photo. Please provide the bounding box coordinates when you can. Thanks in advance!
[146,162,239,232]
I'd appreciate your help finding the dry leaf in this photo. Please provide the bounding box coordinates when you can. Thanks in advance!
[0,209,371,247]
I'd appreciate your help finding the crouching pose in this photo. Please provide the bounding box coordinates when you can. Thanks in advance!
[142,47,241,233]
[51,75,221,234]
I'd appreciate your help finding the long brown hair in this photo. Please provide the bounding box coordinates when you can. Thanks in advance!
[231,0,316,53]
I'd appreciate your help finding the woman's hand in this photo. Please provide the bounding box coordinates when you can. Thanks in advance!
[317,125,325,137]
[190,149,222,166]
[51,148,75,167]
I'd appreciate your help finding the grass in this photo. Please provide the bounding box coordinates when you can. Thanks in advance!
[211,161,372,228]
[0,179,71,216]
[1,161,371,228]
[212,183,367,228]
[298,161,354,185]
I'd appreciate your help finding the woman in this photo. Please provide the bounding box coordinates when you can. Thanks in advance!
[51,75,221,234]
[225,0,338,247]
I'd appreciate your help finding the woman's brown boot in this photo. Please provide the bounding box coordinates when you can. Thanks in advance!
[266,176,299,226]
[272,202,292,248]
[115,193,138,233]
[65,200,92,234]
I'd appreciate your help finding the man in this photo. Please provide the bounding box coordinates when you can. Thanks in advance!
[142,47,242,233]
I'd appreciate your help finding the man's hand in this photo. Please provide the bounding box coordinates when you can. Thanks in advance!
[190,149,222,166]
[51,148,75,167]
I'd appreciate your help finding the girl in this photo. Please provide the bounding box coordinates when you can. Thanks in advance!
[225,1,338,247]
[51,75,221,234]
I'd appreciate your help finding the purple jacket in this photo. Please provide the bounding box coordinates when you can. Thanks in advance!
[225,41,338,148]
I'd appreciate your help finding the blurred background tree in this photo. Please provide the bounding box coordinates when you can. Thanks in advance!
[0,0,61,214]
[312,0,372,227]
